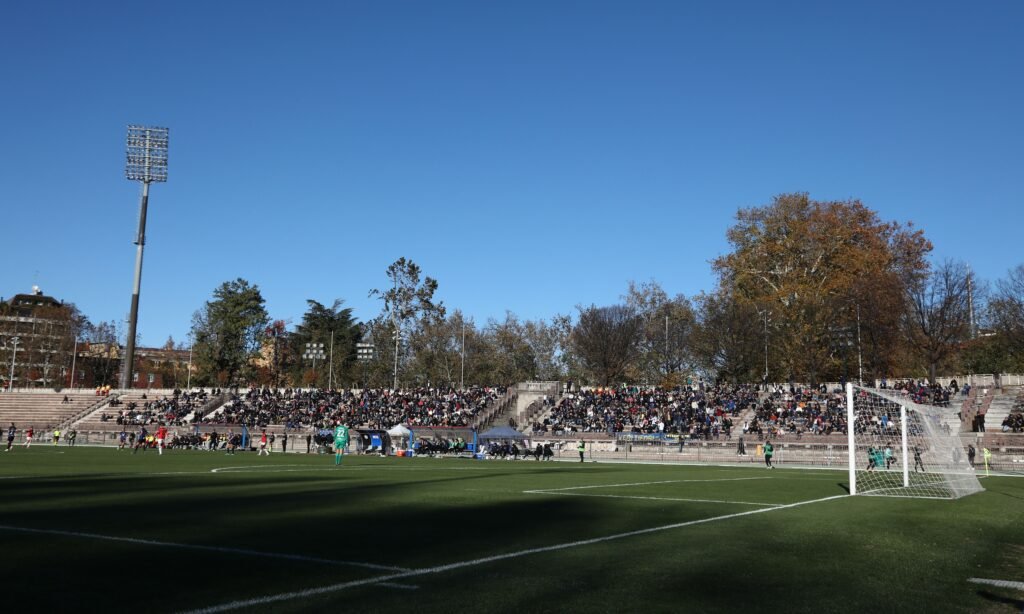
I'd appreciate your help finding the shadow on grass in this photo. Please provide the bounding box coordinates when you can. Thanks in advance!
[976,590,1024,610]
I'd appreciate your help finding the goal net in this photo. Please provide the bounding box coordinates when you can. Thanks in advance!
[846,384,983,499]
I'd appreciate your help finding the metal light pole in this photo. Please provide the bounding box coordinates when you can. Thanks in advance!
[120,125,169,389]
[392,327,400,391]
[757,309,769,385]
[460,321,466,389]
[8,336,21,391]
[328,330,335,390]
[186,336,193,390]
[665,314,670,376]
[856,304,864,386]
[303,343,325,388]
[69,338,78,391]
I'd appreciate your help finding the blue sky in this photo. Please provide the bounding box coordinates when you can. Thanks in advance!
[2,1,1022,346]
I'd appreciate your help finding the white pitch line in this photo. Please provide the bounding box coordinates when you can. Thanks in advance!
[183,493,847,613]
[374,582,419,590]
[0,524,409,573]
[524,490,781,507]
[968,577,1024,591]
[527,476,767,493]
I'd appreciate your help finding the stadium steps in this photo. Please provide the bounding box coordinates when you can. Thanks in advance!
[984,386,1021,434]
[472,388,519,430]
[0,392,103,433]
[960,386,994,432]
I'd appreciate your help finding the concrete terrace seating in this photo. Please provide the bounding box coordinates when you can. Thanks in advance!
[0,392,102,432]
[985,386,1022,434]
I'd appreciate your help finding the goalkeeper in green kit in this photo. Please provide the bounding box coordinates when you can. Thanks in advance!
[333,424,350,466]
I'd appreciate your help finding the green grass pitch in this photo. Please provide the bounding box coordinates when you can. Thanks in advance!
[1,446,1021,612]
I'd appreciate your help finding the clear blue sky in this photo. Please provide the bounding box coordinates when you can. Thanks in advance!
[2,1,1022,346]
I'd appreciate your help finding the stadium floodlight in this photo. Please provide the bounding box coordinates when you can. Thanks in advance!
[303,343,326,388]
[846,383,983,499]
[120,125,169,390]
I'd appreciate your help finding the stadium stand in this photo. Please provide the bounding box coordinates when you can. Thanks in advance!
[201,386,509,430]
[531,385,758,437]
[0,392,108,438]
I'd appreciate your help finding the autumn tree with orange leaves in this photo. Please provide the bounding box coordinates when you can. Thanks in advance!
[711,193,931,384]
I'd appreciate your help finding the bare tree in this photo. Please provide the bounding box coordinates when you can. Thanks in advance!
[571,304,642,386]
[903,260,973,382]
[691,290,764,383]
[990,264,1024,350]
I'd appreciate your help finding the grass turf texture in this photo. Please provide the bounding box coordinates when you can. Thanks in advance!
[1,447,1021,613]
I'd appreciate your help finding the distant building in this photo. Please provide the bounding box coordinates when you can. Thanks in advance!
[1,286,191,390]
[0,286,76,389]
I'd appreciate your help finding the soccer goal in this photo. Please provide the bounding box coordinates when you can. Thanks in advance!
[846,383,983,499]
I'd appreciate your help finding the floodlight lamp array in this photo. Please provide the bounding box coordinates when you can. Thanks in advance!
[125,125,169,183]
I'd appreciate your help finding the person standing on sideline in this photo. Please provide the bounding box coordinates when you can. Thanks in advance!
[333,423,350,466]
[577,439,586,463]
[967,444,976,468]
[258,430,270,456]
[25,426,33,448]
[156,424,168,456]
[6,423,16,452]
[764,440,774,469]
[306,433,312,454]
[913,446,925,473]
[281,431,288,454]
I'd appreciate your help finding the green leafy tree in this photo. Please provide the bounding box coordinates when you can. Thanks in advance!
[191,278,269,386]
[368,258,445,389]
[288,300,361,388]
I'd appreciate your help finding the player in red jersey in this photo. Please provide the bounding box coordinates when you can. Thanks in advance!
[156,424,168,455]
[25,426,34,448]
[258,430,270,456]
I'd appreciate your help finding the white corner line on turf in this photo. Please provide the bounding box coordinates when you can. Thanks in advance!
[181,493,848,614]
[968,577,1024,591]
[523,491,781,507]
[0,525,410,573]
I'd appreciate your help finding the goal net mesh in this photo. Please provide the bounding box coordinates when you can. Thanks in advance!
[849,385,983,499]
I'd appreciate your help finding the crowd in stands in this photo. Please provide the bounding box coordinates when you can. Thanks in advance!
[746,385,848,438]
[105,389,212,427]
[1003,411,1024,433]
[884,379,961,407]
[532,384,759,439]
[203,386,507,430]
[528,380,972,440]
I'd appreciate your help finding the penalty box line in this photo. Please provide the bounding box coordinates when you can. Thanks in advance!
[183,493,848,614]
[523,477,778,507]
[0,524,409,573]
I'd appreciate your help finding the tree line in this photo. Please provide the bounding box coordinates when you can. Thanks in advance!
[181,193,1024,388]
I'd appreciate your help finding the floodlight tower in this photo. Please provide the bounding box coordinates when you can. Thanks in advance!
[120,125,169,389]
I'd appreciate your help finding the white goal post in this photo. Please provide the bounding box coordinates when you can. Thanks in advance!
[845,383,984,499]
